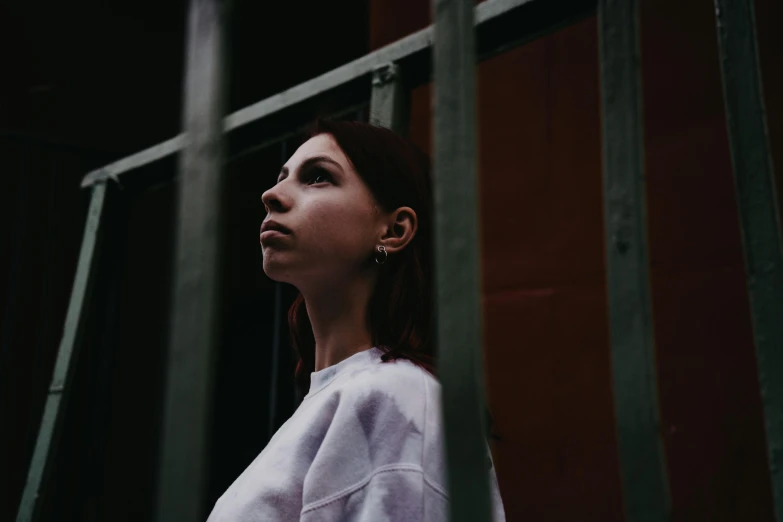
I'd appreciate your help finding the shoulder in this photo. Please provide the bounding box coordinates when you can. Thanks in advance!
[334,357,440,429]
[344,357,439,402]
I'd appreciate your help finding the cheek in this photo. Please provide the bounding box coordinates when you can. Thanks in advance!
[301,196,376,256]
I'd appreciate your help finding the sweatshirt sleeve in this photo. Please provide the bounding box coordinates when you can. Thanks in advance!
[299,463,440,522]
[300,459,503,522]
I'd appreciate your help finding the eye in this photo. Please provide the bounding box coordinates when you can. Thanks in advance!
[306,167,332,185]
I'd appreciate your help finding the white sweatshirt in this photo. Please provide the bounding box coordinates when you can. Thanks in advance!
[206,346,506,521]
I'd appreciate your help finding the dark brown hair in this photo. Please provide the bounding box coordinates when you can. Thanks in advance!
[287,119,437,396]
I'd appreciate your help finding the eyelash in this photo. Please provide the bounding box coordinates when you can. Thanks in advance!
[305,168,332,185]
[274,166,333,186]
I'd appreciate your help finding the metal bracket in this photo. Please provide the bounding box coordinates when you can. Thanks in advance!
[371,63,399,87]
[369,62,410,133]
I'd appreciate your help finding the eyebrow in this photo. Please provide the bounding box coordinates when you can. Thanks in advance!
[278,155,343,182]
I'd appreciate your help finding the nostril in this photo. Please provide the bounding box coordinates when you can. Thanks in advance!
[262,198,277,212]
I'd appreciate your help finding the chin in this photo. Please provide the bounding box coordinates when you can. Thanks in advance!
[261,253,296,284]
[262,261,287,283]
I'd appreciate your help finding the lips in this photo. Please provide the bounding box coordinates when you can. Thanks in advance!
[260,220,292,235]
[260,220,292,245]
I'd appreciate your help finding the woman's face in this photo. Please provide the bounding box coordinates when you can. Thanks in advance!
[260,133,383,287]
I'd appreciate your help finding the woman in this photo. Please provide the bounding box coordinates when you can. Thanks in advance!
[207,120,506,521]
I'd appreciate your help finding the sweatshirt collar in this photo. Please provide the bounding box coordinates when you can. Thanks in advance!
[306,346,384,398]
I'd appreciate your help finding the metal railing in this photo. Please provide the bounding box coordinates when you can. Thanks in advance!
[16,0,782,521]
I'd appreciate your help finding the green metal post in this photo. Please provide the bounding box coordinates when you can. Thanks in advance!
[16,182,109,522]
[432,1,493,521]
[155,0,227,520]
[598,1,671,521]
[714,1,783,520]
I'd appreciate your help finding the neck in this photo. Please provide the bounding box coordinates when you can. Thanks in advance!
[301,272,377,372]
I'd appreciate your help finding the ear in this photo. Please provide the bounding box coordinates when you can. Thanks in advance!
[378,206,418,254]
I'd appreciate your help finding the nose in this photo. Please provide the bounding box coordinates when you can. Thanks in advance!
[261,183,289,215]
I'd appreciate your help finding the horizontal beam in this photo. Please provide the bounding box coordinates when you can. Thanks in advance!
[82,0,595,188]
[223,100,368,165]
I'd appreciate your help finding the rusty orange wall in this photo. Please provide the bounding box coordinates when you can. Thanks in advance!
[370,1,778,521]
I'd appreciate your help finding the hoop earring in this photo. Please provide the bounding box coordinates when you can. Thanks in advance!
[374,245,387,265]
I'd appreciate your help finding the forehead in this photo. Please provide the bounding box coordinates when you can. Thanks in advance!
[285,133,352,171]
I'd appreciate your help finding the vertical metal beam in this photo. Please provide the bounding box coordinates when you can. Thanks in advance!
[16,182,109,522]
[155,0,226,521]
[432,1,492,522]
[714,1,783,519]
[369,62,410,133]
[598,1,671,521]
